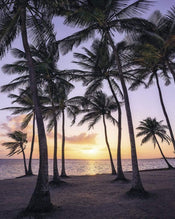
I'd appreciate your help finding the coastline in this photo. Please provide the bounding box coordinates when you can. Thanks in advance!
[1,158,175,181]
[0,169,175,218]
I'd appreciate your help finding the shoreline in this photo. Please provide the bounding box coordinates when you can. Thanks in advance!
[0,169,175,218]
[0,166,172,181]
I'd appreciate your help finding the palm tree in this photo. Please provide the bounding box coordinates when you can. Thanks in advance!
[0,1,54,211]
[45,85,79,178]
[59,89,79,177]
[1,37,74,183]
[31,37,75,182]
[165,5,175,81]
[136,117,173,169]
[2,131,28,175]
[58,0,154,194]
[1,90,35,175]
[73,38,126,180]
[0,88,47,176]
[79,91,117,175]
[127,10,175,152]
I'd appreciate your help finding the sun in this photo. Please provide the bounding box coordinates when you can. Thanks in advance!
[81,148,98,155]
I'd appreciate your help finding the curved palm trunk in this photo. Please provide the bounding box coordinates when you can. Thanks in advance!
[107,32,144,192]
[154,136,173,169]
[61,109,67,177]
[102,114,116,175]
[21,144,28,175]
[155,72,175,152]
[107,77,126,180]
[27,113,35,175]
[21,8,52,212]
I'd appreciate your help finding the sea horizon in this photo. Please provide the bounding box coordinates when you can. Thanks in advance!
[0,158,175,180]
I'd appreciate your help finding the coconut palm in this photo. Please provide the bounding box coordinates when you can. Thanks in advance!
[127,10,175,152]
[1,89,35,175]
[43,92,61,184]
[1,88,48,176]
[58,0,154,194]
[79,91,117,175]
[73,38,127,180]
[2,131,28,175]
[136,117,173,169]
[0,0,55,211]
[59,89,79,177]
[31,37,75,182]
[45,85,79,178]
[1,33,74,183]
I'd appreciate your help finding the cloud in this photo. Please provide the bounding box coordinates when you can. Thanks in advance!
[0,123,12,134]
[65,132,97,145]
[0,115,34,140]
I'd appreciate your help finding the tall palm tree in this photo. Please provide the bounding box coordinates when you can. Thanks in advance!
[44,94,61,184]
[58,0,154,194]
[59,89,79,177]
[79,91,117,175]
[1,37,74,183]
[73,38,127,180]
[2,131,28,175]
[31,37,75,182]
[127,10,175,152]
[136,117,173,169]
[0,1,54,211]
[45,85,79,178]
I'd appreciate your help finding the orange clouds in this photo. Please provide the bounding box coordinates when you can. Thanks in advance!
[65,132,97,145]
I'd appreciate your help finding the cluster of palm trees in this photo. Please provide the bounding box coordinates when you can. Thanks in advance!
[0,0,175,213]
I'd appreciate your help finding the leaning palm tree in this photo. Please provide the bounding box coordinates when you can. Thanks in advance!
[1,90,35,175]
[58,0,154,194]
[136,117,173,169]
[2,131,28,175]
[0,1,55,211]
[79,91,117,175]
[127,10,175,152]
[0,88,47,176]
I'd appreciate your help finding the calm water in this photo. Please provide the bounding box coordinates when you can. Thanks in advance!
[0,158,175,180]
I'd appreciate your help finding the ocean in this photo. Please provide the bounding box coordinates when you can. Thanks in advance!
[0,158,174,180]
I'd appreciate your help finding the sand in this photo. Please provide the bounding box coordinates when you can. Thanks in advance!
[0,169,175,219]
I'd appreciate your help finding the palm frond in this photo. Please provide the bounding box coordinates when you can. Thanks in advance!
[58,25,97,55]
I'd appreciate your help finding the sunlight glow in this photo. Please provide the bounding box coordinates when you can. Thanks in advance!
[81,148,98,155]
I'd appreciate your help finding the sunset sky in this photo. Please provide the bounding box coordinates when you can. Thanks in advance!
[0,0,175,160]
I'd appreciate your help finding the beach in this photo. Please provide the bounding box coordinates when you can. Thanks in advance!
[0,169,175,219]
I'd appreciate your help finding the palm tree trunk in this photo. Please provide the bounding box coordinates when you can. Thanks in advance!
[61,109,67,177]
[106,32,144,192]
[155,72,175,152]
[166,60,175,83]
[47,82,60,183]
[102,114,116,175]
[154,136,173,169]
[20,8,52,212]
[21,144,28,175]
[107,77,125,180]
[27,113,35,175]
[53,114,60,182]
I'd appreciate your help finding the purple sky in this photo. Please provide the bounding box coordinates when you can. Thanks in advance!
[0,0,175,159]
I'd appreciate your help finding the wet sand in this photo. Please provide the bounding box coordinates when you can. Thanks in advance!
[0,169,175,218]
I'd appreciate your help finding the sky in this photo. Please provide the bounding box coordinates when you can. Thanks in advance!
[0,0,175,160]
